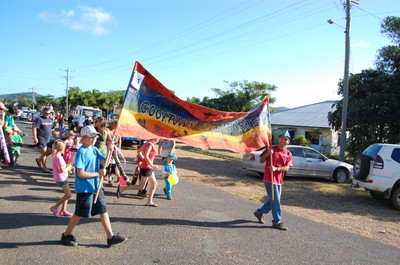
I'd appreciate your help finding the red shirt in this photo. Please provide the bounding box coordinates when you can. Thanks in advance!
[140,142,157,169]
[263,145,293,185]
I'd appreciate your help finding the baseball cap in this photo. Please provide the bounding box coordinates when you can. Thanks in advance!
[0,102,6,110]
[279,130,291,140]
[80,126,99,137]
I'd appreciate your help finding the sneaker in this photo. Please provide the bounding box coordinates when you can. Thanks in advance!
[107,234,127,247]
[59,210,73,217]
[166,196,172,200]
[61,233,78,246]
[272,223,288,231]
[253,211,265,224]
[50,207,61,217]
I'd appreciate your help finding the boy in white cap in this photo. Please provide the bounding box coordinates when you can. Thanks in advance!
[61,125,127,247]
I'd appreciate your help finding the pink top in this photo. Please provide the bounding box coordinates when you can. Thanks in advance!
[140,142,157,169]
[63,139,73,163]
[52,153,68,183]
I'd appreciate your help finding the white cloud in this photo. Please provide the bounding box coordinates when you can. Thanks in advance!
[351,41,368,47]
[39,6,115,36]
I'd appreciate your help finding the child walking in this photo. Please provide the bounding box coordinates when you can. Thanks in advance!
[63,130,75,164]
[162,153,178,200]
[61,125,127,247]
[50,140,74,217]
[106,145,126,186]
[11,127,23,165]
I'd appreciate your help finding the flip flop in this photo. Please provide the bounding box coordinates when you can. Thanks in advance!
[145,203,158,207]
[35,158,42,168]
[116,185,121,199]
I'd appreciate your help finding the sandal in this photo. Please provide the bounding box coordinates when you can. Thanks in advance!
[35,158,42,169]
[145,203,159,207]
[50,207,61,217]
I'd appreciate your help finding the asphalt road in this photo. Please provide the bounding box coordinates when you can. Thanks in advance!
[0,121,399,265]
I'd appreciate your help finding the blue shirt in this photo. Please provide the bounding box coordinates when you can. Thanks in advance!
[33,116,53,144]
[75,145,105,193]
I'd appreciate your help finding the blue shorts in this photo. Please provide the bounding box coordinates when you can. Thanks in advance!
[107,164,117,174]
[55,181,69,187]
[74,192,107,218]
[140,168,153,177]
[38,139,53,149]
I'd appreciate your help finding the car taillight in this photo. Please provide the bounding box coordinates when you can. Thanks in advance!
[250,154,256,161]
[373,155,384,169]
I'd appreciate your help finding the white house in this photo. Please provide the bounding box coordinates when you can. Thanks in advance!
[270,100,339,154]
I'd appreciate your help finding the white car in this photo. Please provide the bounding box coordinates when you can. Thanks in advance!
[241,145,353,183]
[352,143,400,210]
[19,110,30,120]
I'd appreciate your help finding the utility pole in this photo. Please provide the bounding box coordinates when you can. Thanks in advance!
[29,87,36,111]
[339,0,358,162]
[62,68,72,118]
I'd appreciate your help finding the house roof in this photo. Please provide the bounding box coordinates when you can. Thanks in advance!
[271,100,336,129]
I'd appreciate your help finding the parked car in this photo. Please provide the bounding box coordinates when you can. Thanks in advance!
[121,136,142,147]
[241,145,353,183]
[352,143,400,210]
[19,110,31,120]
[30,111,41,121]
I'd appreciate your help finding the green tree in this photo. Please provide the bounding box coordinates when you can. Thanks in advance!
[67,87,84,108]
[16,97,32,109]
[188,80,277,112]
[328,16,400,156]
[35,94,56,110]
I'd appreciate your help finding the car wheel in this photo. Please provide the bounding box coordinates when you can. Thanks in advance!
[369,190,385,200]
[353,154,372,180]
[333,168,348,183]
[390,186,400,210]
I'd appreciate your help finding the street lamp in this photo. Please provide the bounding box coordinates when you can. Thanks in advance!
[328,0,352,162]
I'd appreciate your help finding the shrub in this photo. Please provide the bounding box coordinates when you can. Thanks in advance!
[292,135,310,146]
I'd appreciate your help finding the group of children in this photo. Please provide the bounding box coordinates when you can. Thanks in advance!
[49,123,178,247]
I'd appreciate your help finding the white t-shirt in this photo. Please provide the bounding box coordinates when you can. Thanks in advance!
[159,139,175,157]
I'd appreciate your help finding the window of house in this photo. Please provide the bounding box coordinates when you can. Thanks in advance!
[305,131,320,145]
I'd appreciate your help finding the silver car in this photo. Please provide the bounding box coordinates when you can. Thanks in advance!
[241,145,353,183]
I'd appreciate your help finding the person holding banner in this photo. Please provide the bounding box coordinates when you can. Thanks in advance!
[253,131,293,231]
[117,138,159,207]
[61,125,127,247]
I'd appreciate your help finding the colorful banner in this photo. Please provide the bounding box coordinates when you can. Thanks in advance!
[116,61,271,154]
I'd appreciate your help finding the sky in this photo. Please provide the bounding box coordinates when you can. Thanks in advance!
[0,0,399,108]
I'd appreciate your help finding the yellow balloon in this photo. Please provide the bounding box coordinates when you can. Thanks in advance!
[168,174,179,185]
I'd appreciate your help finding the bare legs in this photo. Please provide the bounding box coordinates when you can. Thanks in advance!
[51,185,72,211]
[119,173,158,205]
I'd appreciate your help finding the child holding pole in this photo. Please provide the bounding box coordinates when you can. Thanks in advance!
[61,125,127,247]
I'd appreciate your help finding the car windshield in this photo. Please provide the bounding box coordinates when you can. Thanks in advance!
[82,109,102,117]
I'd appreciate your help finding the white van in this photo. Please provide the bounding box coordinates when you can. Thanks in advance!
[73,105,102,127]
